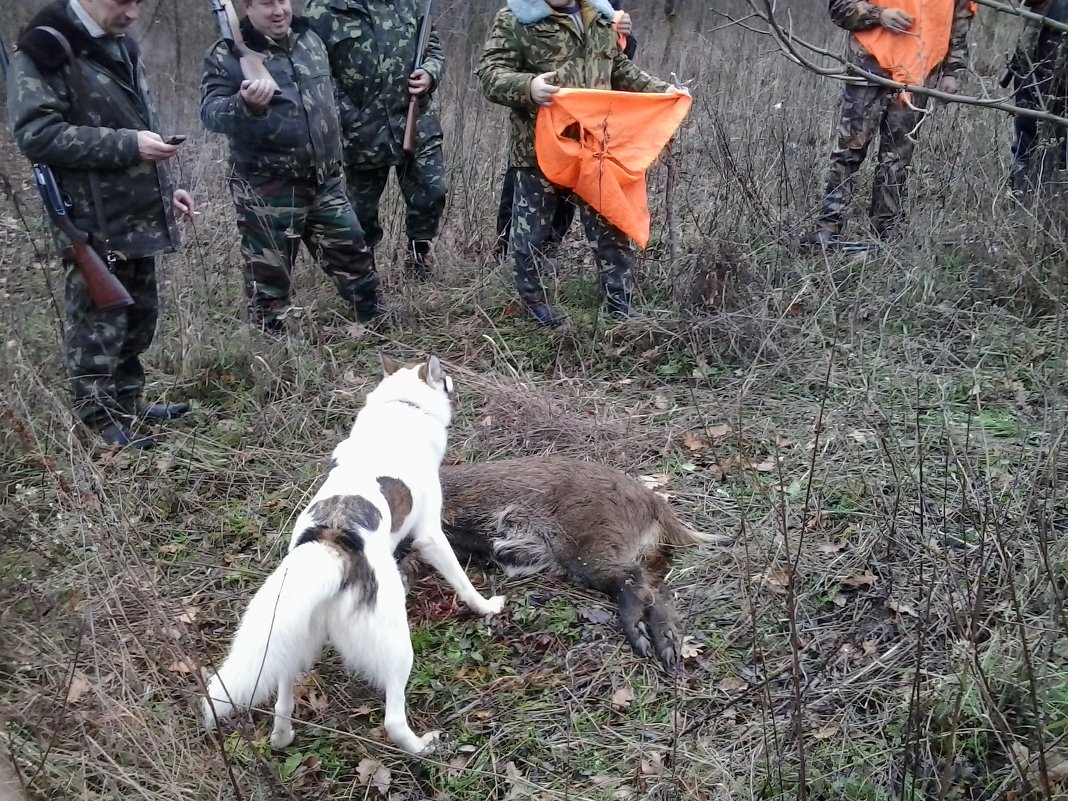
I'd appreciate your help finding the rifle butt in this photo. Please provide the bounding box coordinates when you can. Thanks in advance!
[70,242,134,310]
[402,97,419,155]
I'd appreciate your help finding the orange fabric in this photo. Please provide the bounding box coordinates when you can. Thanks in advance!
[613,10,628,55]
[534,88,691,248]
[854,0,976,86]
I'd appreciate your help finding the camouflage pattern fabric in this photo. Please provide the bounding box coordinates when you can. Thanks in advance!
[200,17,344,182]
[829,0,974,79]
[7,1,180,259]
[511,167,633,307]
[65,256,158,431]
[304,0,445,170]
[230,173,378,324]
[815,0,974,236]
[1007,0,1068,183]
[344,146,448,248]
[816,83,927,237]
[476,0,671,169]
[497,166,576,245]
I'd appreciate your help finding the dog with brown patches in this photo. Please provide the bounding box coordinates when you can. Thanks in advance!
[435,457,729,671]
[202,354,505,755]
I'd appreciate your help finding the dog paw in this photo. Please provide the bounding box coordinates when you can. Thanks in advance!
[413,730,443,755]
[478,595,506,616]
[270,725,295,750]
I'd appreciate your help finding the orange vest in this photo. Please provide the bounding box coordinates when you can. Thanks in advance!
[534,88,691,248]
[854,0,976,86]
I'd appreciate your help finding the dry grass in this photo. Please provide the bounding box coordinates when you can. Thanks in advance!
[2,1,1068,799]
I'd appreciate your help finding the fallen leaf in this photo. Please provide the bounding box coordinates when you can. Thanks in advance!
[167,658,197,674]
[653,395,670,410]
[578,606,614,625]
[66,675,91,704]
[815,541,848,555]
[680,431,707,451]
[611,686,635,710]
[708,423,732,440]
[887,599,918,617]
[372,765,391,795]
[640,751,666,776]
[849,430,871,445]
[638,473,671,489]
[159,543,184,554]
[717,676,747,693]
[679,635,703,660]
[840,571,877,589]
[812,723,838,740]
[178,606,198,625]
[750,458,778,472]
[448,753,472,777]
[754,568,791,595]
[357,757,382,786]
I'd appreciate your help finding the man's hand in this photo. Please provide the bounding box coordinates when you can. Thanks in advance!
[138,132,180,163]
[616,11,632,36]
[879,8,914,33]
[666,84,691,96]
[937,74,960,94]
[240,79,275,111]
[173,189,196,222]
[530,71,559,106]
[408,68,433,97]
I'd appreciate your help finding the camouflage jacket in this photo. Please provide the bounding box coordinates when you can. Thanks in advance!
[7,1,179,260]
[200,17,343,182]
[304,0,445,168]
[476,0,671,168]
[829,0,975,80]
[1009,0,1068,76]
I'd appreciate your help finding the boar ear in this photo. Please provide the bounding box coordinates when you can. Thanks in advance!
[381,353,401,376]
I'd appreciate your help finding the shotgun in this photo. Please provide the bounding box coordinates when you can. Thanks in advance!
[209,0,279,95]
[402,0,435,155]
[33,164,133,310]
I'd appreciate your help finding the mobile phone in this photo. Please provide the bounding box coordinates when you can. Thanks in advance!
[164,135,187,146]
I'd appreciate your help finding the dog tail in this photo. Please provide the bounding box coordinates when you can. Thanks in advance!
[656,499,732,548]
[201,535,358,730]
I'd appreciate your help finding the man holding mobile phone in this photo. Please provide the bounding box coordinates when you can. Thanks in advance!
[8,0,197,450]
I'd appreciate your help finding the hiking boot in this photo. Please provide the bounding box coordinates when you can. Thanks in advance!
[522,298,567,327]
[98,422,156,450]
[604,291,636,320]
[404,239,435,282]
[137,401,190,421]
[351,293,387,324]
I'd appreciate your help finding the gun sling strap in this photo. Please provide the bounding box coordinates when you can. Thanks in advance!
[33,26,116,264]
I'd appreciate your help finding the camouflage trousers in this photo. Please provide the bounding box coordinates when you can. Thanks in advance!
[231,172,378,323]
[1011,49,1068,183]
[64,255,158,431]
[345,144,448,249]
[817,82,928,237]
[496,166,575,244]
[511,168,634,306]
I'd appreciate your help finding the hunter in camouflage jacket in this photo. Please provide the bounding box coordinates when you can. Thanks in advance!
[200,16,343,182]
[304,0,445,169]
[476,0,670,169]
[8,0,180,259]
[829,0,973,81]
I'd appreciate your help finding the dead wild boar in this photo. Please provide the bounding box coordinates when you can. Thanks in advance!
[435,456,729,670]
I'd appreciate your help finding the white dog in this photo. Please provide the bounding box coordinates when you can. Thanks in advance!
[201,354,505,754]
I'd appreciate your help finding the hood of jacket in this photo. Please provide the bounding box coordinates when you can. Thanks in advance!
[506,0,616,25]
[17,0,141,73]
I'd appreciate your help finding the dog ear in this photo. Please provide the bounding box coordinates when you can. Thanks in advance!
[381,353,401,376]
[424,355,445,386]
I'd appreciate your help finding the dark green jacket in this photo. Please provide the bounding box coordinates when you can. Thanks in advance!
[200,17,344,182]
[8,1,179,260]
[476,0,670,168]
[305,0,446,168]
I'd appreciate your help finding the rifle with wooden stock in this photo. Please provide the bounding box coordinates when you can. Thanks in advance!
[209,0,279,94]
[33,164,133,310]
[403,0,435,155]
